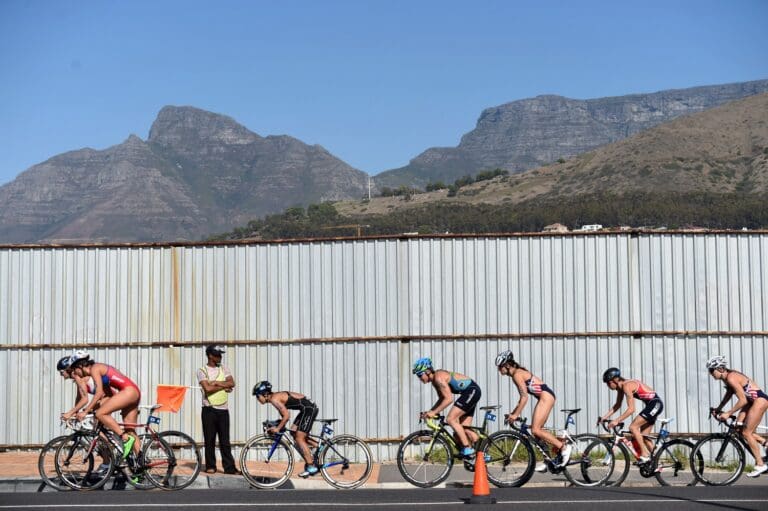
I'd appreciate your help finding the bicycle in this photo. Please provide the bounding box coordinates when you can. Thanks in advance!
[54,404,201,490]
[689,408,768,486]
[239,417,373,489]
[499,408,615,487]
[397,405,525,488]
[38,416,97,491]
[599,418,700,486]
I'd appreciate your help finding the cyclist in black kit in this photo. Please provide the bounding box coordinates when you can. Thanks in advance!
[253,380,320,477]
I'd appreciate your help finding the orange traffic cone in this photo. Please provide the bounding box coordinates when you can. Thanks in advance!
[466,450,496,505]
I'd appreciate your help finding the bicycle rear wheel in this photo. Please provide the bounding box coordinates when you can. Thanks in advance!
[481,430,535,488]
[141,431,201,490]
[690,434,744,486]
[319,434,373,489]
[654,439,698,486]
[55,433,114,490]
[239,434,295,489]
[38,435,73,491]
[563,434,614,487]
[396,430,453,488]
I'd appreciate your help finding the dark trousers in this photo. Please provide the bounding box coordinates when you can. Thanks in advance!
[201,406,236,472]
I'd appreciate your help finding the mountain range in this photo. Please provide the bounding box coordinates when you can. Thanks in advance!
[1,79,767,243]
[375,79,768,189]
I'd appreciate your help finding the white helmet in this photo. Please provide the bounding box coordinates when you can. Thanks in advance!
[705,355,727,370]
[495,350,514,367]
[69,350,91,365]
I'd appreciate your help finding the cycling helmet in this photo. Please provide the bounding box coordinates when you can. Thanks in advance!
[412,357,433,375]
[69,350,90,366]
[705,355,727,370]
[56,356,72,372]
[252,380,272,396]
[602,367,621,382]
[495,350,514,367]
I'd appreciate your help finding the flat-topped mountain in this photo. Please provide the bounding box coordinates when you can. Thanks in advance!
[375,79,768,189]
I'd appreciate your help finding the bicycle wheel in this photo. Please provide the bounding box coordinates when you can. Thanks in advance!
[143,434,182,489]
[396,430,453,488]
[481,430,535,488]
[140,431,201,490]
[319,434,373,489]
[690,434,744,486]
[55,433,115,490]
[38,435,73,491]
[563,434,614,487]
[653,439,698,486]
[239,434,295,489]
[604,442,631,487]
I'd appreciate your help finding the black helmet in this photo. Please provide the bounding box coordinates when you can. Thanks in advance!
[57,356,72,372]
[602,367,621,382]
[206,345,226,356]
[252,380,272,396]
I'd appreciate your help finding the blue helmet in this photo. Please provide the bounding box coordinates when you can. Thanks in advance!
[412,357,433,375]
[57,356,72,372]
[252,380,272,396]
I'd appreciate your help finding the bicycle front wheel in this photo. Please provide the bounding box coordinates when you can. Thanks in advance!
[563,434,614,487]
[319,434,373,489]
[654,439,698,486]
[690,434,744,486]
[38,435,73,491]
[55,434,114,491]
[604,441,631,487]
[396,430,453,488]
[239,434,295,489]
[481,430,535,488]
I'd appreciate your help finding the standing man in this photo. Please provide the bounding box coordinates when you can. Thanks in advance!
[197,345,240,475]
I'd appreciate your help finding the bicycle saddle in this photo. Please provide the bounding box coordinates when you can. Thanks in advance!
[480,405,501,410]
[560,408,581,414]
[317,418,338,424]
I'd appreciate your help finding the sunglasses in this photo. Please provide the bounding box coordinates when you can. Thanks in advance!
[415,371,426,377]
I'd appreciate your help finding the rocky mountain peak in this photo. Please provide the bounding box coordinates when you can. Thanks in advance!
[148,105,260,148]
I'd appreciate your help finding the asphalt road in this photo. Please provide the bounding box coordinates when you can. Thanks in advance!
[1,487,767,511]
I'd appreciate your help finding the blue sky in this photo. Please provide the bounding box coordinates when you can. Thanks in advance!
[1,1,766,185]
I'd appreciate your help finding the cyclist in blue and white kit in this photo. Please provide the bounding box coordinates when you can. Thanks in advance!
[413,357,481,458]
[706,355,768,477]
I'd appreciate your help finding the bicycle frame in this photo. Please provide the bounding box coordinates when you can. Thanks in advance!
[512,410,578,470]
[422,407,498,457]
[264,420,353,471]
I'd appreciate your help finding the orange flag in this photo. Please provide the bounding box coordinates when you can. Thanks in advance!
[156,385,188,413]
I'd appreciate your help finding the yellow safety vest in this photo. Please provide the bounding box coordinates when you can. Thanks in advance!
[202,366,228,406]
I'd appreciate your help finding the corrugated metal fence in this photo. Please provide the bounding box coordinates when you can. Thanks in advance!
[1,233,767,461]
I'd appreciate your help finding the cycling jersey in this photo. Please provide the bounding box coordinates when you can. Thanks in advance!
[628,380,657,403]
[100,365,140,396]
[285,394,318,433]
[454,381,481,415]
[525,375,556,400]
[448,372,473,393]
[743,382,768,402]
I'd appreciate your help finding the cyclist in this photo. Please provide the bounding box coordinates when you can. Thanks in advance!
[413,357,481,458]
[598,367,663,464]
[59,352,106,421]
[496,350,571,470]
[252,380,320,477]
[706,355,768,477]
[70,352,141,458]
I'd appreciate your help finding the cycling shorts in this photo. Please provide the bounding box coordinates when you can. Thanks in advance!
[454,381,482,416]
[639,397,664,424]
[293,399,319,434]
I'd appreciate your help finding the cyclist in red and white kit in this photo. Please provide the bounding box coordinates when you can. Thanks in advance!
[69,352,141,458]
[598,367,663,464]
